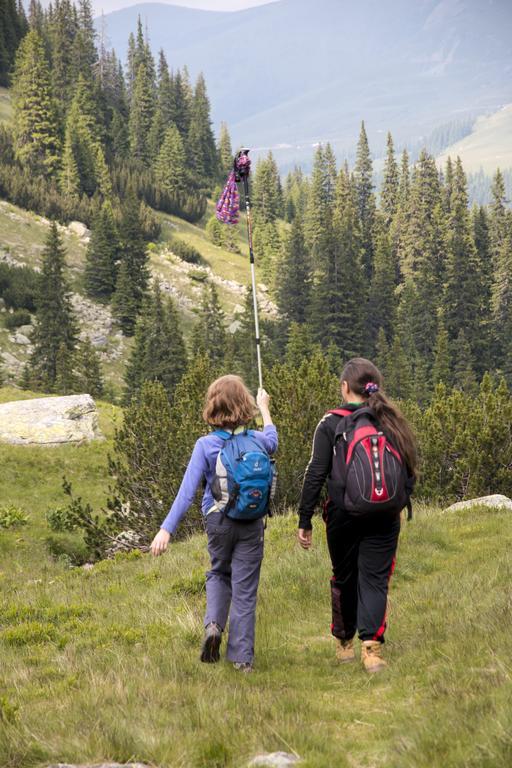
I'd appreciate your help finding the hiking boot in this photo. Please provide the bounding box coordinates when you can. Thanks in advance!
[361,640,387,673]
[233,662,253,673]
[335,637,355,663]
[200,622,222,663]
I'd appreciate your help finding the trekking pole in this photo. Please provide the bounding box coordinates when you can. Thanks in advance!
[216,148,263,390]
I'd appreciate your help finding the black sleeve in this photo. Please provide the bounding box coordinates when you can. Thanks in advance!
[297,416,335,530]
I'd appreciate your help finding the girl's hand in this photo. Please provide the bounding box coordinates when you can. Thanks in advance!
[151,529,171,556]
[257,387,270,410]
[298,528,312,550]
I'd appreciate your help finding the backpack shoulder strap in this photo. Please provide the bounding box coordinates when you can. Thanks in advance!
[327,408,353,417]
[213,429,233,440]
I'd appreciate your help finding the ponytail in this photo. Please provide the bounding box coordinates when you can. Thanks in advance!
[341,358,418,478]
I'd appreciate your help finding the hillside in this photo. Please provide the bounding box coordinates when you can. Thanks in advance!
[100,0,512,166]
[0,393,511,767]
[0,197,276,394]
[438,104,512,174]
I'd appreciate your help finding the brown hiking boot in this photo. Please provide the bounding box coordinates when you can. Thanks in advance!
[361,640,387,673]
[335,637,355,663]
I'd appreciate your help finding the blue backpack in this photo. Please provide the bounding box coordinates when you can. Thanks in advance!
[211,430,275,521]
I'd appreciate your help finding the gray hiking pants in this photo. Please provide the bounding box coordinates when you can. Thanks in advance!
[204,510,265,663]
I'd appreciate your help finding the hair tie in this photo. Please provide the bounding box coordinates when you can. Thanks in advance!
[364,382,379,395]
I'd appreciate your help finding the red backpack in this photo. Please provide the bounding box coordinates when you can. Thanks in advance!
[327,407,413,519]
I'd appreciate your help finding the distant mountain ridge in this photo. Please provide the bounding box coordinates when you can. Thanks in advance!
[99,0,512,166]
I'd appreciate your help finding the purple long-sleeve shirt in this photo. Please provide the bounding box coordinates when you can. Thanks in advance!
[160,425,278,535]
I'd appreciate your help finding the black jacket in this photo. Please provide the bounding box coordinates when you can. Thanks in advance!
[298,403,361,530]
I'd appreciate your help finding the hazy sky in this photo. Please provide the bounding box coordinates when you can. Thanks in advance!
[93,0,279,15]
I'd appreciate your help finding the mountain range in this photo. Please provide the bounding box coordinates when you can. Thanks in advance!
[99,0,512,167]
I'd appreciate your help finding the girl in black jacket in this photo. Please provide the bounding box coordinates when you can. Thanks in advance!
[297,357,418,672]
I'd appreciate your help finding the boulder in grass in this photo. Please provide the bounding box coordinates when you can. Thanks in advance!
[249,753,302,767]
[0,394,102,445]
[443,494,512,513]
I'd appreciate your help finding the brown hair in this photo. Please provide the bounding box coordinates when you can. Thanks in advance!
[341,357,418,478]
[203,375,257,430]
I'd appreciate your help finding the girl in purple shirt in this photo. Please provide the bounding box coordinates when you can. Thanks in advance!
[151,375,277,672]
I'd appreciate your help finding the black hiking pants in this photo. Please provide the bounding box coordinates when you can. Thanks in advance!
[325,505,400,643]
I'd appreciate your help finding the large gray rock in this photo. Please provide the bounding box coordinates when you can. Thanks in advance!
[444,494,512,513]
[0,394,102,445]
[249,753,302,767]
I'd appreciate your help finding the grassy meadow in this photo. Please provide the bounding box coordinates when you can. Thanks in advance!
[1,391,511,768]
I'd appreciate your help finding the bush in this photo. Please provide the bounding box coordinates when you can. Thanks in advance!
[0,262,39,311]
[0,505,29,529]
[46,506,78,532]
[169,237,204,265]
[4,308,31,329]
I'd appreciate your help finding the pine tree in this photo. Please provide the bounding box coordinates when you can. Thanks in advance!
[284,322,317,367]
[472,204,493,374]
[154,123,187,199]
[112,260,137,336]
[157,49,174,125]
[380,132,399,226]
[311,165,365,355]
[187,73,217,188]
[374,327,390,380]
[354,121,376,279]
[84,202,120,301]
[276,214,311,326]
[72,0,97,84]
[385,332,414,401]
[217,122,232,178]
[431,308,450,386]
[443,158,483,361]
[75,337,104,398]
[491,218,512,379]
[367,223,396,346]
[453,329,477,394]
[304,144,336,265]
[124,283,187,402]
[172,68,191,138]
[489,169,508,265]
[252,151,283,225]
[191,283,226,366]
[147,107,165,162]
[129,60,156,166]
[26,223,78,391]
[48,0,76,109]
[11,29,60,176]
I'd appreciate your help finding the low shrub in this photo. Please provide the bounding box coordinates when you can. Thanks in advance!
[170,237,204,264]
[4,308,31,329]
[0,505,29,529]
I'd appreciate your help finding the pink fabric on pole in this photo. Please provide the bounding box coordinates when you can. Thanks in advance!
[216,171,240,225]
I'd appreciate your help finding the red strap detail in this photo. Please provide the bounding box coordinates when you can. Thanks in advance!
[328,409,353,417]
[346,425,378,464]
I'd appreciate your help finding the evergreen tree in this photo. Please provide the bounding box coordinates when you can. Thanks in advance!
[0,0,27,86]
[187,73,217,188]
[453,329,477,394]
[431,308,450,386]
[374,327,390,381]
[491,218,512,379]
[72,0,97,84]
[84,201,120,301]
[217,121,232,178]
[154,123,187,198]
[443,158,483,361]
[124,283,187,402]
[489,169,508,265]
[311,165,365,355]
[252,220,281,287]
[283,166,309,222]
[172,67,191,139]
[284,322,317,367]
[385,331,414,401]
[354,121,376,279]
[75,337,104,398]
[26,223,78,391]
[129,60,156,166]
[380,132,399,226]
[11,29,60,176]
[111,260,137,336]
[191,283,226,366]
[147,107,165,161]
[304,144,337,264]
[252,151,283,224]
[48,0,76,109]
[367,224,396,345]
[157,49,174,125]
[276,214,311,326]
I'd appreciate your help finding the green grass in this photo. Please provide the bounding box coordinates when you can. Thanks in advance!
[0,395,511,767]
[438,103,512,174]
[0,87,11,124]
